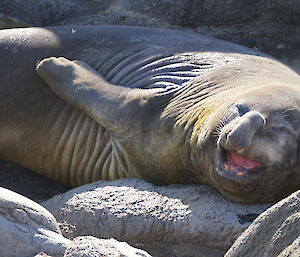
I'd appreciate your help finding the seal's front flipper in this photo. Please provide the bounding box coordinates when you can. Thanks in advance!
[36,57,171,134]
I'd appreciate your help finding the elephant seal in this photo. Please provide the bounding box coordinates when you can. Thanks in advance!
[0,25,299,203]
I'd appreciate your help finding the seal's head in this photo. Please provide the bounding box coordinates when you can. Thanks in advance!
[213,86,300,203]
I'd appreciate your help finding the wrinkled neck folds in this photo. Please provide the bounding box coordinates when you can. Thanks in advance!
[161,77,228,182]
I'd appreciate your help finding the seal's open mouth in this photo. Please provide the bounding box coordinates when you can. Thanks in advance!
[224,152,260,175]
[216,148,261,181]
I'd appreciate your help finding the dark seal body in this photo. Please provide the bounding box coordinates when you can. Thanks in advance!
[0,25,299,203]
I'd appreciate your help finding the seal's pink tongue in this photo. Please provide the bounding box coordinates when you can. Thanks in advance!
[227,152,260,171]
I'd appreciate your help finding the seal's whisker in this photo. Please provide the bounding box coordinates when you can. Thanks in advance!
[212,131,221,138]
[215,126,222,132]
[212,123,225,139]
[212,108,240,140]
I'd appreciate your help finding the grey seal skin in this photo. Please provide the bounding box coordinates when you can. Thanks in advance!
[1,25,300,203]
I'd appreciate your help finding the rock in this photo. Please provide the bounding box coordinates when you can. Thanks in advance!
[0,186,152,257]
[1,0,299,27]
[64,236,152,257]
[277,236,300,257]
[272,0,300,25]
[42,179,270,256]
[34,237,153,257]
[113,0,264,27]
[0,0,101,27]
[0,187,71,257]
[225,190,300,257]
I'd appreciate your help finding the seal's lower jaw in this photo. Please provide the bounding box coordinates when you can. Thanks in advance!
[215,148,263,195]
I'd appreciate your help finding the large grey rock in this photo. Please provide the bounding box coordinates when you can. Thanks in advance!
[34,237,153,257]
[42,179,270,256]
[278,236,300,257]
[0,186,152,257]
[225,190,300,257]
[0,187,70,257]
[1,0,299,27]
[64,236,152,257]
[272,0,300,25]
[0,0,104,27]
[113,0,264,26]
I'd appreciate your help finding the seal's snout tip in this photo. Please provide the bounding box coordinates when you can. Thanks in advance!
[224,110,266,152]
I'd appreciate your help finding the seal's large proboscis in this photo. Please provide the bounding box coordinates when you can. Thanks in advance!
[0,26,300,203]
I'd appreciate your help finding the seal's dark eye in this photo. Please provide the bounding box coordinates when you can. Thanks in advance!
[235,104,249,116]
